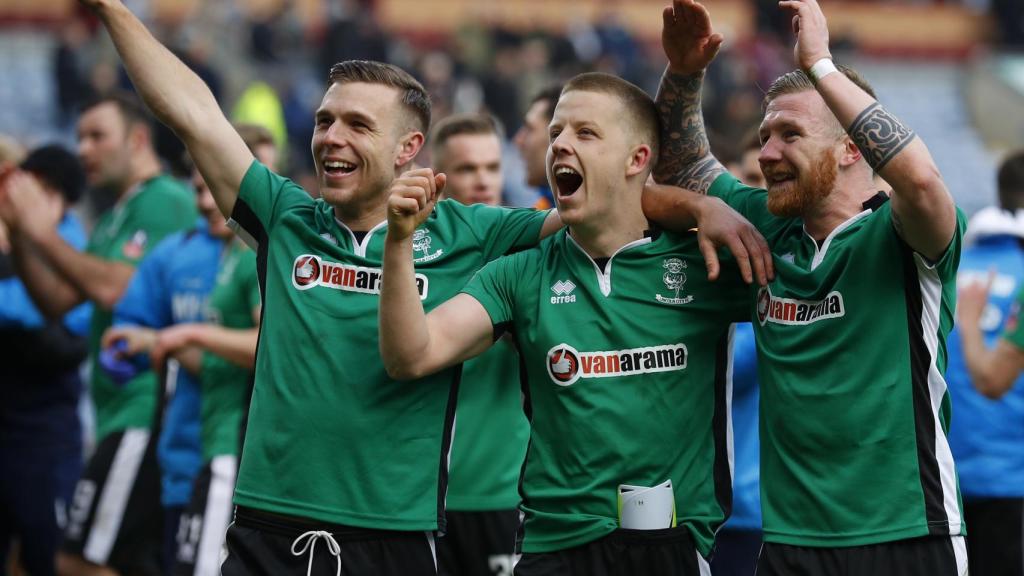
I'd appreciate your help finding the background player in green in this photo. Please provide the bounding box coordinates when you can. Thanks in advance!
[429,113,530,576]
[100,124,277,576]
[381,72,750,575]
[0,92,196,576]
[646,0,967,573]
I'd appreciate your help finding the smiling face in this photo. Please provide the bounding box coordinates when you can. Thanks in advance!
[311,81,421,211]
[546,90,651,226]
[436,132,503,206]
[758,90,844,218]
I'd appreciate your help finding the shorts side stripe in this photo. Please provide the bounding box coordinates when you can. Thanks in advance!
[425,531,437,570]
[83,428,150,563]
[696,550,711,576]
[195,455,237,576]
[951,535,967,575]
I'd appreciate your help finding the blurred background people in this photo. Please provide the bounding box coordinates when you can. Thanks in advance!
[952,149,1024,576]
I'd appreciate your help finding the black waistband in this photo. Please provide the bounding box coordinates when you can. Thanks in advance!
[607,525,696,545]
[234,506,427,541]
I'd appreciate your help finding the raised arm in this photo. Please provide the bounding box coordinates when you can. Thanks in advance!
[653,0,727,192]
[957,277,1024,399]
[82,0,253,216]
[781,0,956,261]
[380,169,495,380]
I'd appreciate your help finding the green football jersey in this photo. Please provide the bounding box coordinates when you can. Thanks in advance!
[709,172,967,547]
[228,161,548,530]
[1001,286,1024,350]
[445,338,529,511]
[86,175,197,442]
[199,240,259,461]
[462,228,748,555]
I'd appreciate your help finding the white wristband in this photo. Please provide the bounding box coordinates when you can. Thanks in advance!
[808,58,838,83]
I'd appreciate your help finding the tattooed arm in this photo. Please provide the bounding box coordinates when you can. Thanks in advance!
[653,0,727,193]
[782,0,956,260]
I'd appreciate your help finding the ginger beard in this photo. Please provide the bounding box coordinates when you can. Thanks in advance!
[765,146,838,218]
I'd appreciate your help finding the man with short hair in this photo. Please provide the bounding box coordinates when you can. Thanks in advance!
[431,113,504,207]
[1,91,197,576]
[80,1,769,573]
[380,72,749,575]
[648,0,967,572]
[514,86,562,210]
[429,112,529,575]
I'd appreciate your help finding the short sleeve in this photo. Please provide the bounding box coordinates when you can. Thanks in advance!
[460,250,532,327]
[912,207,966,283]
[229,160,313,247]
[113,237,175,329]
[446,201,549,260]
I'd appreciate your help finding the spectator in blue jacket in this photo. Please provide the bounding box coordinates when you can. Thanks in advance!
[0,144,93,576]
[948,149,1024,576]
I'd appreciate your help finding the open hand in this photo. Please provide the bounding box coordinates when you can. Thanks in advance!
[778,0,832,71]
[661,0,724,76]
[693,195,773,285]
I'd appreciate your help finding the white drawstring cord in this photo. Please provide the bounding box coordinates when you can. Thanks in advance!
[291,530,341,576]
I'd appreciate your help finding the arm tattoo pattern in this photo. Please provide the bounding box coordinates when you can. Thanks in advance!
[653,71,726,194]
[848,103,916,173]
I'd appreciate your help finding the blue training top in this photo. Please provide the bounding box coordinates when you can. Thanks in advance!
[723,322,761,531]
[114,219,225,508]
[947,232,1024,499]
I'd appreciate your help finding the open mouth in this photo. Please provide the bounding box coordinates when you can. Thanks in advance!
[324,159,357,177]
[765,171,795,188]
[553,166,583,197]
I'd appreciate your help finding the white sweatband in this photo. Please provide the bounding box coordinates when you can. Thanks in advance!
[808,58,838,83]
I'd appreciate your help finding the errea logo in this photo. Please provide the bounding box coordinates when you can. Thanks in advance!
[551,280,577,304]
[291,254,428,300]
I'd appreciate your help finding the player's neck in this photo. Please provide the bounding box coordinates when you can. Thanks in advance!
[333,199,388,233]
[802,182,880,244]
[569,204,649,259]
[120,153,162,199]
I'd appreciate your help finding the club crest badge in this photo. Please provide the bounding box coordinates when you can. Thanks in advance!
[656,258,693,305]
[412,228,443,263]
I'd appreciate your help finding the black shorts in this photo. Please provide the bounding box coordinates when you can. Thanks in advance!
[61,428,163,576]
[964,497,1023,576]
[757,535,968,576]
[437,509,519,576]
[221,506,438,576]
[513,527,710,576]
[174,455,238,576]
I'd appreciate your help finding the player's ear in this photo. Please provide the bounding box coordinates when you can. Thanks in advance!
[625,144,652,178]
[128,122,152,152]
[838,135,862,168]
[395,131,425,169]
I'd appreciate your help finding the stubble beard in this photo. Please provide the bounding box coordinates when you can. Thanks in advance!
[766,148,838,219]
